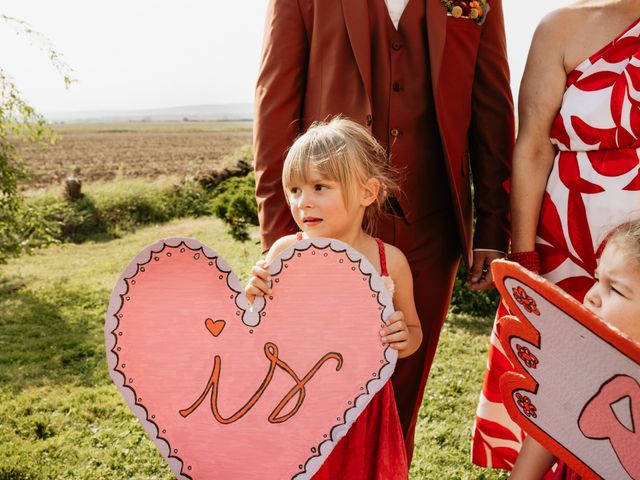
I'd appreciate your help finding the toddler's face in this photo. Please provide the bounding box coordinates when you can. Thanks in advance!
[287,167,359,239]
[583,242,640,342]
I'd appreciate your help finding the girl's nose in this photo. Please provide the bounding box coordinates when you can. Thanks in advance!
[297,191,312,208]
[583,284,601,311]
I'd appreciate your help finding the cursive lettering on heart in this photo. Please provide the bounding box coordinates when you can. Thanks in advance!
[179,341,343,424]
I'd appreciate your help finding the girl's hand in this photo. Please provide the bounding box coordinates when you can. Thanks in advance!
[380,311,411,357]
[245,260,272,306]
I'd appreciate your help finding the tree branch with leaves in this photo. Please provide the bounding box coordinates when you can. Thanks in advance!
[0,14,75,261]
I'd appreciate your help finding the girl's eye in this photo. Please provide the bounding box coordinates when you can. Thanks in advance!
[290,187,300,195]
[314,184,326,191]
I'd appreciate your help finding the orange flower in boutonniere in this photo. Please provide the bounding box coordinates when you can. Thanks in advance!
[440,0,490,25]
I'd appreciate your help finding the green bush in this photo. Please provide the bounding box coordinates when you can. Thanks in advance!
[18,178,218,248]
[449,264,500,317]
[210,173,258,241]
[12,172,259,251]
[166,180,212,218]
[22,196,99,245]
[2,141,258,258]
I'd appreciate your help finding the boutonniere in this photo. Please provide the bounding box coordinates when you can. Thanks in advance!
[440,0,490,25]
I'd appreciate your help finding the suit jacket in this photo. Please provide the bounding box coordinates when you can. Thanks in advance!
[253,0,514,266]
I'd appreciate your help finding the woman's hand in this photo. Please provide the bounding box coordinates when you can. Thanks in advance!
[245,260,272,306]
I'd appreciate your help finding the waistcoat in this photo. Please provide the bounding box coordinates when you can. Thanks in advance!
[369,0,449,220]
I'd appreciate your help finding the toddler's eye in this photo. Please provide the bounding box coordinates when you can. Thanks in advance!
[314,184,327,191]
[611,286,624,296]
[290,187,301,195]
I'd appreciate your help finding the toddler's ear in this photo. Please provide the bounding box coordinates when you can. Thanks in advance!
[361,178,381,207]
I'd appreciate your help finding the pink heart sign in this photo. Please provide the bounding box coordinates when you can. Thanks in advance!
[105,237,397,479]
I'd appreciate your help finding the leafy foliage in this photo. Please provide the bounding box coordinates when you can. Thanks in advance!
[210,172,259,241]
[11,173,259,248]
[0,71,49,262]
[15,179,214,247]
[0,14,75,263]
[450,264,500,317]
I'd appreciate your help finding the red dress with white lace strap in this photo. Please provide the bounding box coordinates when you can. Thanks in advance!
[304,235,407,479]
[472,17,640,473]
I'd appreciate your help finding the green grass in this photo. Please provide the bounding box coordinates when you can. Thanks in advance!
[0,217,507,479]
[411,314,509,479]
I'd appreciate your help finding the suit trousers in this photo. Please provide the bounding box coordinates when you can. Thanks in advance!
[375,206,461,463]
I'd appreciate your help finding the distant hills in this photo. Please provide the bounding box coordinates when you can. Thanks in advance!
[44,103,254,123]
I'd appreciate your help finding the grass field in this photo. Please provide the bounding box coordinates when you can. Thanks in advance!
[18,121,252,189]
[0,217,508,479]
[3,121,510,478]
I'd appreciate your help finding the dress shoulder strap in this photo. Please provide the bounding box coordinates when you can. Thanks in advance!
[375,238,389,276]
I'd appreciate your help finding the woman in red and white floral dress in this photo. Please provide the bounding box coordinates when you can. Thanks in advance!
[472,2,640,477]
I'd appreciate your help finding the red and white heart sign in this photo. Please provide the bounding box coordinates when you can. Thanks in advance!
[105,237,396,479]
[493,260,640,480]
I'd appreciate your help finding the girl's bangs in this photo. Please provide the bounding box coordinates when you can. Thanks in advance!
[283,143,317,191]
[283,144,341,189]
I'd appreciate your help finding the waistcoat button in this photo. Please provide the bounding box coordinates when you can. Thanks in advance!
[366,114,372,126]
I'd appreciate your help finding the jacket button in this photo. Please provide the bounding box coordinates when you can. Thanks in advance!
[391,42,402,51]
[365,114,372,126]
[390,128,399,137]
[392,82,401,92]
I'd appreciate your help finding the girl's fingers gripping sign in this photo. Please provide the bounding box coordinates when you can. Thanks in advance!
[245,260,272,306]
[379,311,409,350]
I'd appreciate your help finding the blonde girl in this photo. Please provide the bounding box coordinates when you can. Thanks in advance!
[246,117,422,359]
[245,117,420,478]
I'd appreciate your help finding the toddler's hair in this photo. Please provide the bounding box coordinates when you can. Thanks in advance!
[605,218,640,264]
[282,117,398,232]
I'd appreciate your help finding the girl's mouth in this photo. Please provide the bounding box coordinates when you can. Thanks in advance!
[303,217,322,226]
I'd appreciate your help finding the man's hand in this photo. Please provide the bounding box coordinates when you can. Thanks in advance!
[468,250,505,291]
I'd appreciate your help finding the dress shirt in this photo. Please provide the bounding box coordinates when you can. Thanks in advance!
[384,0,410,29]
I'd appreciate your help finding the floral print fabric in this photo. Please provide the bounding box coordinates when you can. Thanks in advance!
[472,17,640,470]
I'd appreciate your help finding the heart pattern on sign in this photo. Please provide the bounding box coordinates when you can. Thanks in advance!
[105,237,396,479]
[205,318,226,337]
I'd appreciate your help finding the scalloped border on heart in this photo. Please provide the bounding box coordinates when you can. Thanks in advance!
[105,237,397,479]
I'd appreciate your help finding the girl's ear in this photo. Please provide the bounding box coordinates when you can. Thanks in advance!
[361,178,381,207]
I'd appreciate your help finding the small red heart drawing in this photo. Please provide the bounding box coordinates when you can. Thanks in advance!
[205,318,226,337]
[105,237,396,479]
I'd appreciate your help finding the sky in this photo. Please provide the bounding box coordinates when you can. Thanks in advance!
[0,0,572,115]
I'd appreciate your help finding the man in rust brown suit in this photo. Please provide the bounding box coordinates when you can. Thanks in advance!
[253,0,514,462]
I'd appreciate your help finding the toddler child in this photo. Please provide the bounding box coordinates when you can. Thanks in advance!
[510,219,640,479]
[245,117,421,479]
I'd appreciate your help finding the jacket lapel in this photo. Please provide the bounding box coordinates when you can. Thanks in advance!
[426,0,446,91]
[341,0,372,105]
